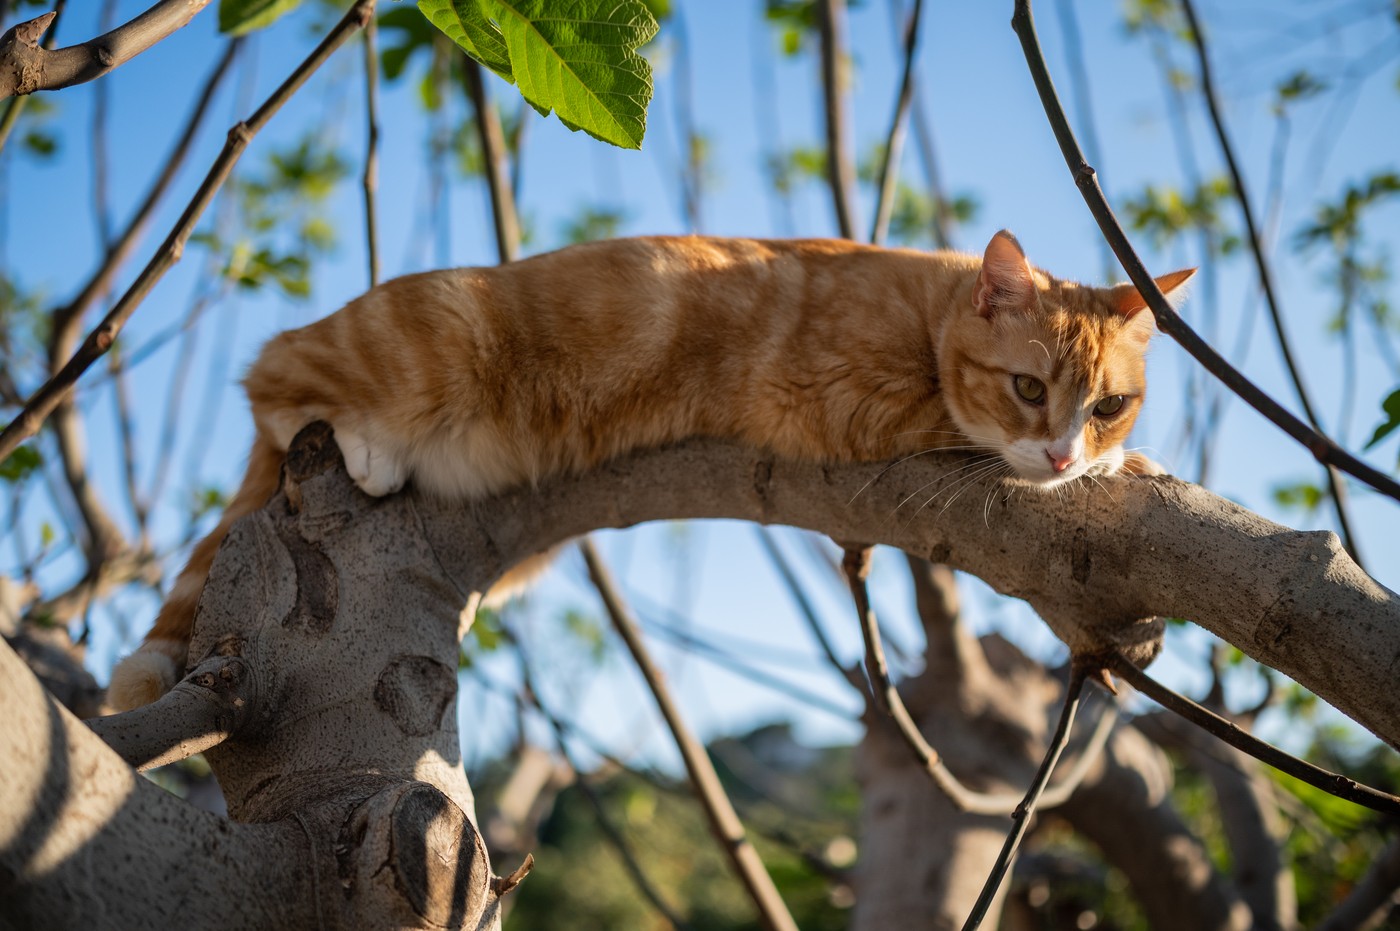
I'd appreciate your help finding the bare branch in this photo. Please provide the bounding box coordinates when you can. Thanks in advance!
[48,39,238,363]
[464,57,520,264]
[961,665,1089,931]
[1009,0,1400,506]
[840,545,1112,816]
[870,0,923,245]
[0,0,212,100]
[513,634,693,931]
[1177,0,1363,563]
[86,644,254,770]
[579,539,800,931]
[362,14,381,288]
[0,2,373,465]
[1109,653,1400,816]
[817,0,859,239]
[754,527,862,690]
[0,0,64,154]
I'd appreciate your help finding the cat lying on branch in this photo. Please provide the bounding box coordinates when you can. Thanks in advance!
[108,230,1193,711]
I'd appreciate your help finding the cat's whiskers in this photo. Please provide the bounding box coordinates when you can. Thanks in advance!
[912,458,1013,524]
[889,454,1002,516]
[848,444,1000,506]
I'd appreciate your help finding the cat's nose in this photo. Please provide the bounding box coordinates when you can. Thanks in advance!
[1046,449,1077,473]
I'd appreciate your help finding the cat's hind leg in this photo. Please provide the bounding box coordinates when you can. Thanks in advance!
[335,427,408,497]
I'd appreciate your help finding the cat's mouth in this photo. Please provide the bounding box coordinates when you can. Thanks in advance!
[996,442,1096,487]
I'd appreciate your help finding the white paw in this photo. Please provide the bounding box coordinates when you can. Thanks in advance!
[335,428,407,497]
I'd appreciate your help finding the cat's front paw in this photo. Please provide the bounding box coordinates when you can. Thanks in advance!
[336,429,408,496]
[1120,452,1167,477]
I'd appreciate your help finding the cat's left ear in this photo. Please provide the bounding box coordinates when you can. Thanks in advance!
[973,230,1037,317]
[1108,268,1197,318]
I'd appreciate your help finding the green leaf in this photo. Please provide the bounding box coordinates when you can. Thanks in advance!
[1364,387,1400,451]
[416,0,514,81]
[482,0,658,149]
[1272,481,1326,513]
[219,0,303,35]
[0,445,42,482]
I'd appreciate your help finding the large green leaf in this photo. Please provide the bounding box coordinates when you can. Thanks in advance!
[483,0,657,149]
[219,0,303,35]
[416,0,514,81]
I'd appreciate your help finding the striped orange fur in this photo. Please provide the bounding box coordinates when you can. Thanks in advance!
[106,231,1192,710]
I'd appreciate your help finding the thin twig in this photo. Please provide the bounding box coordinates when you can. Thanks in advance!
[49,39,239,365]
[362,12,381,288]
[670,6,702,233]
[1051,0,1114,282]
[1108,653,1400,816]
[961,665,1089,931]
[109,352,149,541]
[511,635,692,931]
[0,2,374,465]
[887,0,952,250]
[839,545,1110,815]
[754,527,862,691]
[1009,0,1400,506]
[817,0,858,239]
[869,0,923,245]
[1176,0,1362,563]
[91,0,118,250]
[0,0,212,99]
[579,539,801,931]
[463,57,520,264]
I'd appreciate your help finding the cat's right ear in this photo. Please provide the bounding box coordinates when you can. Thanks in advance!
[973,230,1036,318]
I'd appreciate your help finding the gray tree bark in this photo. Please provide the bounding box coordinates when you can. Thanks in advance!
[2,426,1396,928]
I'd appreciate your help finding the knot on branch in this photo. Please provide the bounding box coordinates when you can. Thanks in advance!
[338,782,496,928]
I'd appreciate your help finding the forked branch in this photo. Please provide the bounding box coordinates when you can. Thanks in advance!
[0,0,213,99]
[839,545,1113,816]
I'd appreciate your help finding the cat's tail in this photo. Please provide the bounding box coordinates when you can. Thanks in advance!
[107,433,283,712]
[482,546,563,608]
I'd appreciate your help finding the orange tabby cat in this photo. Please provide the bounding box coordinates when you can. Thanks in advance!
[107,231,1192,710]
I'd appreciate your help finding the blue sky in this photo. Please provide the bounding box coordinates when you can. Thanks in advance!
[3,0,1398,763]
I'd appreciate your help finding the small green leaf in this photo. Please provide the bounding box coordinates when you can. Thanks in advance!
[0,445,42,482]
[1364,387,1400,451]
[417,0,514,81]
[219,0,304,35]
[483,0,658,149]
[39,522,54,547]
[1272,481,1326,513]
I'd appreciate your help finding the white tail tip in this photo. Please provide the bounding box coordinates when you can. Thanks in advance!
[107,647,180,712]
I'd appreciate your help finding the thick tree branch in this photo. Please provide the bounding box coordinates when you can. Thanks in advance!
[411,439,1398,749]
[0,0,212,100]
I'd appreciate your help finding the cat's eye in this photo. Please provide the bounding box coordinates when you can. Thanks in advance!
[1094,395,1126,417]
[1013,375,1045,405]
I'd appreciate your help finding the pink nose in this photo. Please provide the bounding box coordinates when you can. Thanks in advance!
[1047,450,1076,473]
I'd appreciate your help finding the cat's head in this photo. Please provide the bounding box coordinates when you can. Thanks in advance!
[940,230,1194,487]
